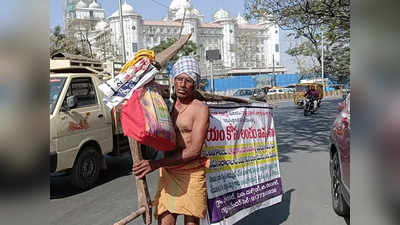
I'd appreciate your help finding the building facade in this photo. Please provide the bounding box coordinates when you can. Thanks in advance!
[64,0,286,77]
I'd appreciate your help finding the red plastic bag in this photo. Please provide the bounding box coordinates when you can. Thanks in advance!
[120,84,176,151]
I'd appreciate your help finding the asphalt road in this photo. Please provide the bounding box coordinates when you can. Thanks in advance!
[50,97,349,225]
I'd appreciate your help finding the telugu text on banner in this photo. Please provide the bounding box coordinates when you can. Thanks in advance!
[201,103,282,225]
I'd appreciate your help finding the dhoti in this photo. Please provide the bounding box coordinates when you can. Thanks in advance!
[153,158,207,219]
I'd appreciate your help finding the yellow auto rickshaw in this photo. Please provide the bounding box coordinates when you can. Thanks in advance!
[293,83,324,107]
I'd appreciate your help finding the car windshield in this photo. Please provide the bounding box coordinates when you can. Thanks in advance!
[296,86,309,92]
[50,77,66,114]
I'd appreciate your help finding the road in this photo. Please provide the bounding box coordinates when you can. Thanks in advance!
[50,97,349,225]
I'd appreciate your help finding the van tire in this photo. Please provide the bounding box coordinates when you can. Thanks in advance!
[330,151,350,216]
[70,146,101,190]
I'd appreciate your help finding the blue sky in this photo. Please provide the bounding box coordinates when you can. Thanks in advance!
[50,0,297,73]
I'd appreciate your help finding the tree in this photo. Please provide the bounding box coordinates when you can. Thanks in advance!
[151,38,198,69]
[245,0,350,83]
[199,79,209,91]
[49,26,80,56]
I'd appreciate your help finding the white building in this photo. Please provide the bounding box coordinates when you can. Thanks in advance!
[64,0,286,77]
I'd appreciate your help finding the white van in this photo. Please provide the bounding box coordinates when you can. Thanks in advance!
[50,67,156,189]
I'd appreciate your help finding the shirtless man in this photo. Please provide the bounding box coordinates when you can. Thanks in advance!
[133,56,210,225]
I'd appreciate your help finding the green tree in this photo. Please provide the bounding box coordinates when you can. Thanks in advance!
[199,79,209,91]
[151,38,198,69]
[49,26,81,56]
[245,0,350,83]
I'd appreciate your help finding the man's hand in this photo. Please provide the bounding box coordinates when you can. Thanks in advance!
[132,160,158,179]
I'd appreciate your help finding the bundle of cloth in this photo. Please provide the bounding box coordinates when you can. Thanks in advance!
[98,50,176,151]
[98,50,159,110]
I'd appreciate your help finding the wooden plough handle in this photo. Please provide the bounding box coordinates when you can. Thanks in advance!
[114,138,152,225]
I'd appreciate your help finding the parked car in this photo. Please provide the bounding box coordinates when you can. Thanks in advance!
[329,94,350,216]
[342,88,350,100]
[267,88,284,95]
[232,88,255,100]
[251,87,269,102]
[282,87,294,94]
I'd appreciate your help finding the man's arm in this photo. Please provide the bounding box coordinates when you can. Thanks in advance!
[133,103,210,179]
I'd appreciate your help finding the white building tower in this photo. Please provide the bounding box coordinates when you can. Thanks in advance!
[213,9,236,69]
[174,7,201,44]
[168,0,191,20]
[108,1,143,60]
[259,17,280,68]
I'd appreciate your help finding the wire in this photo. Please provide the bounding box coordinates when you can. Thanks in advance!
[149,0,169,9]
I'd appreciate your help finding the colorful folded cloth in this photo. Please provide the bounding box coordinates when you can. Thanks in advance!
[98,57,151,97]
[103,65,159,110]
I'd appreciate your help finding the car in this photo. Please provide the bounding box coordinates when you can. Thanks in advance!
[232,88,255,100]
[329,94,350,217]
[267,88,284,95]
[281,87,294,94]
[342,88,350,99]
[251,87,268,102]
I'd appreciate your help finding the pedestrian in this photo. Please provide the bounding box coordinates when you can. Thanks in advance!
[133,56,210,225]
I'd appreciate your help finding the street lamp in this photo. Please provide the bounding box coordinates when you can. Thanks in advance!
[118,0,126,63]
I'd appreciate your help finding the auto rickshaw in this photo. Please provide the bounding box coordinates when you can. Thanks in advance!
[293,83,324,107]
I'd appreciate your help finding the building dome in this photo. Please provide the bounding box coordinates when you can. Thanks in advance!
[192,8,201,16]
[76,0,88,8]
[236,13,248,24]
[95,20,108,31]
[110,2,135,17]
[214,9,230,21]
[89,0,101,9]
[174,7,200,20]
[170,0,191,10]
[175,7,185,19]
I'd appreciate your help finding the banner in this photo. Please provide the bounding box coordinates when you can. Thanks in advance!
[201,103,282,225]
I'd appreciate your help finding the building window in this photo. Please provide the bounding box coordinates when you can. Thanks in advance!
[275,44,279,52]
[132,25,136,30]
[132,43,137,52]
[89,11,94,19]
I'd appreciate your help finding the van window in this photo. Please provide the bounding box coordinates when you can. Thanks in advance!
[50,77,66,114]
[63,78,97,108]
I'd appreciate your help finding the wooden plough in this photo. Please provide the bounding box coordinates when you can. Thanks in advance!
[113,33,192,225]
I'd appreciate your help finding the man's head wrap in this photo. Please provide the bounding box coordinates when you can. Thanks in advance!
[173,56,200,88]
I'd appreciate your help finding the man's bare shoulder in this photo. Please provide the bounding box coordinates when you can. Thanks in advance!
[191,99,209,112]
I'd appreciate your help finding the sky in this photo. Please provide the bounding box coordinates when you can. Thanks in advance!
[50,0,297,73]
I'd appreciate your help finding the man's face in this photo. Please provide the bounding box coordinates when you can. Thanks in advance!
[174,73,195,99]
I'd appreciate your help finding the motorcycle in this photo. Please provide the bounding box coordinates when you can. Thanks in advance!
[304,97,318,116]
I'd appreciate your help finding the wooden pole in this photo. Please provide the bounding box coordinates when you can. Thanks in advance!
[114,33,194,225]
[130,138,152,225]
[113,207,146,225]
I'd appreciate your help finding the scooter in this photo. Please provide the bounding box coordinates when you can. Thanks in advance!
[304,97,318,116]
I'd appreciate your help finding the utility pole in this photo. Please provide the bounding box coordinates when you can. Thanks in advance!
[118,0,127,63]
[321,29,324,79]
[272,54,276,87]
[211,60,214,93]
